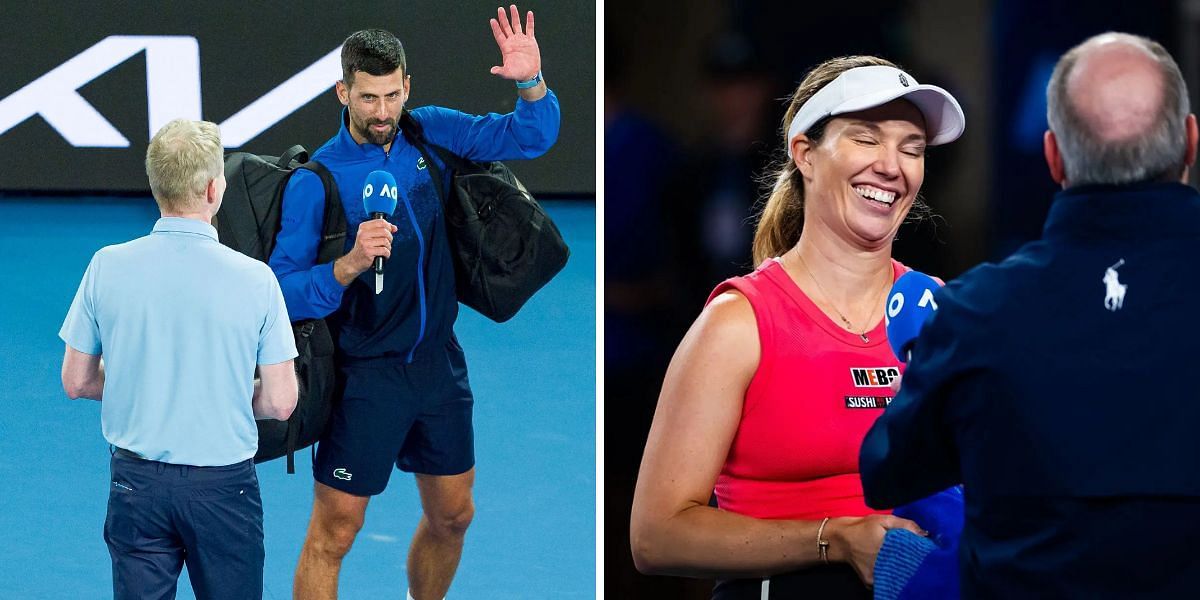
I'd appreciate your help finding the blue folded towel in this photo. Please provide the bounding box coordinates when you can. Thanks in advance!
[873,486,964,600]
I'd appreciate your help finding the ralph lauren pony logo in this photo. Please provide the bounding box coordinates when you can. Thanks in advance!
[1103,259,1127,311]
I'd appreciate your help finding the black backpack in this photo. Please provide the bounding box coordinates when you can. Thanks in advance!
[399,110,570,323]
[214,145,346,473]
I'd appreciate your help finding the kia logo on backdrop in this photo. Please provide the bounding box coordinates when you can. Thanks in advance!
[0,36,339,148]
[0,2,593,195]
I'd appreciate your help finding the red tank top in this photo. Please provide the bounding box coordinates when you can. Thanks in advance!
[706,258,910,521]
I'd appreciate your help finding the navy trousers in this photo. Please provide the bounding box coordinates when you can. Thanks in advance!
[104,452,264,600]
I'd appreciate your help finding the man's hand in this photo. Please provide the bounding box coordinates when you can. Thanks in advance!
[62,346,105,401]
[489,5,543,91]
[333,219,398,286]
[827,515,927,587]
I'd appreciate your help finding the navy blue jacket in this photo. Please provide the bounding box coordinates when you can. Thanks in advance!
[861,182,1200,598]
[269,94,560,362]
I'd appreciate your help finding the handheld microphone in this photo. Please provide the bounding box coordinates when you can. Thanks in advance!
[362,170,399,295]
[884,271,941,363]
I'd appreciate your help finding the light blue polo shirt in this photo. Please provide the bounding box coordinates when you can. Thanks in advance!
[59,217,297,466]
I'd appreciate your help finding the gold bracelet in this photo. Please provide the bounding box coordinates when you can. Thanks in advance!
[816,517,831,564]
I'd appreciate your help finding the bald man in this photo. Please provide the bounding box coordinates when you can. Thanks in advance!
[858,32,1200,598]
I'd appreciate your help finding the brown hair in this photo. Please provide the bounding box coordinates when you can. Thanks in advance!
[752,55,899,264]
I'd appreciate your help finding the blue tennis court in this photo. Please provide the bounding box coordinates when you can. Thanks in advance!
[0,197,595,599]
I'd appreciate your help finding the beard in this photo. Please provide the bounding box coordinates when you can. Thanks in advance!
[354,117,396,146]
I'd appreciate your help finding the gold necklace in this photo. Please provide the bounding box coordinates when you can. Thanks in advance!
[795,252,885,343]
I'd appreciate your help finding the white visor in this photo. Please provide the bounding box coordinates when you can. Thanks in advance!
[785,65,965,159]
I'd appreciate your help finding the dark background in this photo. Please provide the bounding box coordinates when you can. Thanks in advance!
[604,0,1187,596]
[0,1,595,195]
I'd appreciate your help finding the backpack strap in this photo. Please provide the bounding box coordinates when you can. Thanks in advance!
[278,145,309,169]
[401,110,476,173]
[283,320,319,474]
[296,160,346,265]
[399,109,464,208]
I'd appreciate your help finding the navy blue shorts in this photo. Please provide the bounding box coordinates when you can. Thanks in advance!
[314,338,475,496]
[105,452,264,600]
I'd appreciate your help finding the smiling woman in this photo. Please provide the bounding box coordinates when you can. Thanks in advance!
[629,56,964,599]
[793,103,929,251]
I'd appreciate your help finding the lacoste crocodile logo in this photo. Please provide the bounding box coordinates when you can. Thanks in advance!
[333,468,353,481]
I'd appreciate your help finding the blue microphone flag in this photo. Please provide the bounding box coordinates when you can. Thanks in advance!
[884,271,940,362]
[362,170,398,216]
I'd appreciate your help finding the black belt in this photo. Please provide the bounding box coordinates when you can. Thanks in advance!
[113,447,147,460]
[111,447,253,469]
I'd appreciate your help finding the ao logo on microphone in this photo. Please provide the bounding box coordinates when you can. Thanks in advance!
[884,271,942,363]
[363,183,399,201]
[885,286,938,323]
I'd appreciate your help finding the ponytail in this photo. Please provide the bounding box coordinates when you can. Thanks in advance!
[752,163,805,264]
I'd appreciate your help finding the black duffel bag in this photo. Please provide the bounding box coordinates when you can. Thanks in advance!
[399,110,570,323]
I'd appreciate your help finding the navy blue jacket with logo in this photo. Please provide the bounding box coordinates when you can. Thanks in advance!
[269,93,560,362]
[860,182,1200,598]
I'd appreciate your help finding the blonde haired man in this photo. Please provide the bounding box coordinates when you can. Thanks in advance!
[60,119,299,600]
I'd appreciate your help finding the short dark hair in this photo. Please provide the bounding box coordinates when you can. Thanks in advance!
[341,29,406,86]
